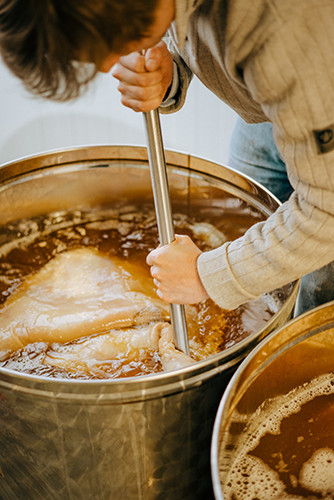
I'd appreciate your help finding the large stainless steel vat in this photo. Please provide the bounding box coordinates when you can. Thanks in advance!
[0,146,298,500]
[211,301,334,499]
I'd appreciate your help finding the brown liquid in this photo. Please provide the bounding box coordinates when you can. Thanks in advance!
[0,204,281,379]
[224,373,334,499]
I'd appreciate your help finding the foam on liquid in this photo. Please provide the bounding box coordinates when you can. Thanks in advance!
[223,372,334,499]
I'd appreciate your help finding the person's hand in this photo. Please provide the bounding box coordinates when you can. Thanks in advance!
[111,41,174,112]
[146,235,209,304]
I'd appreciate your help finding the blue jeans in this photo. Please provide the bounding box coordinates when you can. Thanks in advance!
[229,117,334,316]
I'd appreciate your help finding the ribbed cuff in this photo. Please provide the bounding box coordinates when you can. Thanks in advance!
[160,62,179,108]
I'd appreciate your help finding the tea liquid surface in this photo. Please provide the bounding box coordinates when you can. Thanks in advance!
[0,204,285,379]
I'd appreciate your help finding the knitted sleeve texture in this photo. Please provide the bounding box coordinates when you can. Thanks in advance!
[198,0,334,309]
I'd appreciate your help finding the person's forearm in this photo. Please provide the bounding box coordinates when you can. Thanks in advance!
[198,194,334,311]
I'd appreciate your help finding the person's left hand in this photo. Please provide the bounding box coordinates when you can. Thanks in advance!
[110,41,173,112]
[146,235,209,304]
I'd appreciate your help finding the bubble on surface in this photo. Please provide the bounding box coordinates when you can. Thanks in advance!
[223,453,286,499]
[262,291,282,314]
[299,448,334,493]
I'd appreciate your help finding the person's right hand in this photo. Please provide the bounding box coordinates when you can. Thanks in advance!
[111,41,174,113]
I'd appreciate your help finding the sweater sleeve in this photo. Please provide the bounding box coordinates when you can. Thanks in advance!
[159,26,194,114]
[198,0,334,310]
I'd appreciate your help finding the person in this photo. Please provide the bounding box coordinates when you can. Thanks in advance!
[1,0,334,315]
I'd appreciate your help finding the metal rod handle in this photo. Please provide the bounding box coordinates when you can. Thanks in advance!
[143,109,190,356]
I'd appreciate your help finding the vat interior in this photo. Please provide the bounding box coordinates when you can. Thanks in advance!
[217,303,334,488]
[0,158,294,384]
[0,160,271,229]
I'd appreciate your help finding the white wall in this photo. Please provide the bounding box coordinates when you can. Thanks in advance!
[0,60,237,167]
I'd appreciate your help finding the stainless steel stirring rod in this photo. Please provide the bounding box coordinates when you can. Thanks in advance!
[143,107,190,356]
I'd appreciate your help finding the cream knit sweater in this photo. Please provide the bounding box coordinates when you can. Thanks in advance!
[161,0,334,310]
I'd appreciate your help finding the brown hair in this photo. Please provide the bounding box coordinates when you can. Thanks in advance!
[0,0,159,100]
